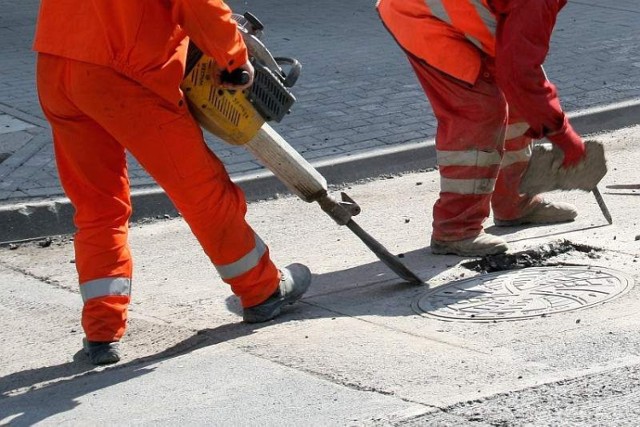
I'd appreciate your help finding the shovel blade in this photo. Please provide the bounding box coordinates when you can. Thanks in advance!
[520,140,607,195]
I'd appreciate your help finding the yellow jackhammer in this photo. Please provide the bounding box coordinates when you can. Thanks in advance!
[182,12,422,284]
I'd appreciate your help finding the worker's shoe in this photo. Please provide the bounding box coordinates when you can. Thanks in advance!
[431,232,508,257]
[83,338,121,366]
[243,263,312,323]
[494,200,577,227]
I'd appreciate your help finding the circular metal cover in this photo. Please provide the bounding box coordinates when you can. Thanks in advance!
[413,266,633,322]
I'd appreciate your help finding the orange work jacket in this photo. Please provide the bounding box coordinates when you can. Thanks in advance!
[378,0,576,142]
[377,0,497,85]
[33,0,248,105]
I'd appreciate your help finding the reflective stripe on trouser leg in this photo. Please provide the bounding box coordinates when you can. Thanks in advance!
[214,233,266,280]
[80,277,131,302]
[213,232,280,308]
[492,118,536,220]
[37,55,134,342]
[80,277,132,342]
[438,149,501,195]
[407,54,507,241]
[437,152,501,241]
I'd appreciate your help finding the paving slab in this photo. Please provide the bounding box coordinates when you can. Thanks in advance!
[1,126,640,425]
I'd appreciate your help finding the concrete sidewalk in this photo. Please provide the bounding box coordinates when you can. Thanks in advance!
[1,0,640,242]
[1,125,639,425]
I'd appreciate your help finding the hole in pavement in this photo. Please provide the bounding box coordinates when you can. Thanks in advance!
[0,153,9,164]
[461,239,602,273]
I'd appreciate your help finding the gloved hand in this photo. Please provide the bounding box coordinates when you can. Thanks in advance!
[546,116,586,168]
[219,60,255,91]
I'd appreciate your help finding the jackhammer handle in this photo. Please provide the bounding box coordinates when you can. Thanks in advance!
[185,43,204,76]
[274,57,302,88]
[244,12,265,32]
[221,68,251,86]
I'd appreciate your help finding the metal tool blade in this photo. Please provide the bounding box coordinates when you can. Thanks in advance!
[345,219,423,285]
[592,186,613,225]
[541,66,611,226]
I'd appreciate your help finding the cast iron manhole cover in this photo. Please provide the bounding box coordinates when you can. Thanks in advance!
[413,266,633,322]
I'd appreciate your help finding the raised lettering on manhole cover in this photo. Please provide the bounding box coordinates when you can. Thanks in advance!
[413,266,633,322]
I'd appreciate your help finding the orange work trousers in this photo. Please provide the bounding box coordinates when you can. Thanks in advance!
[36,54,279,342]
[408,55,536,241]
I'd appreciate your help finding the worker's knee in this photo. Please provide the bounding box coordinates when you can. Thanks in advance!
[174,171,248,227]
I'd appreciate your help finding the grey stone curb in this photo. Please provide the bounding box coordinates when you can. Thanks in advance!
[1,99,639,243]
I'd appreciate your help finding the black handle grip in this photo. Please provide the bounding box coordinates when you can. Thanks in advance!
[274,57,302,88]
[220,69,251,86]
[184,43,204,77]
[243,12,264,32]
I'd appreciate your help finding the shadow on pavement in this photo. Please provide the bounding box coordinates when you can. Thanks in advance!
[0,248,455,425]
[0,322,265,426]
[2,229,600,424]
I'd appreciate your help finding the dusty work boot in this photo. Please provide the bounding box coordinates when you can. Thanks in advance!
[430,232,508,257]
[494,200,577,227]
[83,338,121,366]
[243,263,312,323]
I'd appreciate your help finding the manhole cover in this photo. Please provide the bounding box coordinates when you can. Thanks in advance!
[413,266,633,322]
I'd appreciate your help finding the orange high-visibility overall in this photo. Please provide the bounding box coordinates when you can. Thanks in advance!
[378,0,583,241]
[34,1,279,342]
